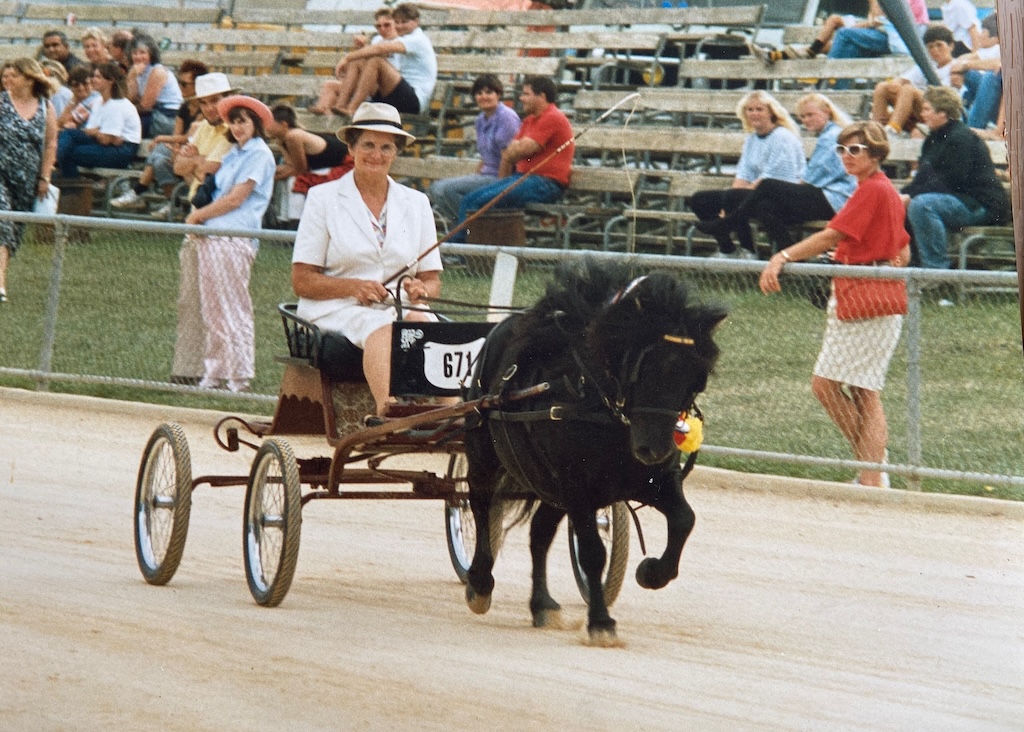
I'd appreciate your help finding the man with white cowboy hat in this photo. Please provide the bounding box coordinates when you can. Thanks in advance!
[170,71,239,385]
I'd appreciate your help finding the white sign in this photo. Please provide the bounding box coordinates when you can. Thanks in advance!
[422,338,486,390]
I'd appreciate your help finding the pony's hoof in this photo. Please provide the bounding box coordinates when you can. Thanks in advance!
[635,557,672,590]
[466,585,491,615]
[532,608,565,629]
[583,626,624,648]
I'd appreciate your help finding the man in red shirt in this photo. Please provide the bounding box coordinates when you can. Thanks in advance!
[449,75,573,242]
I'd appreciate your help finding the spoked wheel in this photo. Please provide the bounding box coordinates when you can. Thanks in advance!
[444,454,476,583]
[568,502,630,607]
[244,438,302,607]
[134,423,193,585]
[444,453,502,584]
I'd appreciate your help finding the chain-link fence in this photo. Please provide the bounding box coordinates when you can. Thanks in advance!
[2,212,1021,496]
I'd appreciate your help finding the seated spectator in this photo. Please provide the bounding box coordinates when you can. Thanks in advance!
[756,0,927,64]
[321,2,436,118]
[111,60,210,219]
[81,27,114,69]
[269,104,350,180]
[55,62,141,179]
[428,74,521,228]
[108,29,134,73]
[901,86,1009,269]
[57,66,102,129]
[954,12,1002,132]
[126,33,183,138]
[696,93,855,256]
[871,24,955,138]
[40,30,85,75]
[309,7,399,116]
[691,90,805,260]
[39,59,72,117]
[941,0,982,56]
[266,103,353,223]
[829,0,927,59]
[449,75,572,244]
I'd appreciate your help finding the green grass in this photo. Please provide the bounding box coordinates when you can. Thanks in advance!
[2,230,1022,499]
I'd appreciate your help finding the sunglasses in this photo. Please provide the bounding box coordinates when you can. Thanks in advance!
[835,143,869,157]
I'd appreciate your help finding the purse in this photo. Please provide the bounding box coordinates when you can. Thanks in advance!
[33,184,60,216]
[833,275,907,321]
[190,174,217,209]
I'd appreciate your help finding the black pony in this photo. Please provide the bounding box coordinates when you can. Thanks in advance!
[463,258,727,644]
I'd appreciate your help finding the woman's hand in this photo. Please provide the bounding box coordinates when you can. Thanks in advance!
[352,279,390,306]
[759,253,786,294]
[890,244,911,268]
[36,179,49,199]
[402,277,431,303]
[184,210,202,226]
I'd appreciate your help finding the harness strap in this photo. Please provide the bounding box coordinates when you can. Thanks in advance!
[487,403,618,424]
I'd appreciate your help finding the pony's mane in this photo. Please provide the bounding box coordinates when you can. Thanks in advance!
[511,259,726,368]
[511,259,638,359]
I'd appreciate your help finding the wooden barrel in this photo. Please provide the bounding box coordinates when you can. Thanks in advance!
[464,209,526,246]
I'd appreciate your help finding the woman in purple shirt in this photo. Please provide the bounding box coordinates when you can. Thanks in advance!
[427,74,520,226]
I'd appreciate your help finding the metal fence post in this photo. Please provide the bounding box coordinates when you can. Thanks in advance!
[36,218,68,392]
[904,274,923,491]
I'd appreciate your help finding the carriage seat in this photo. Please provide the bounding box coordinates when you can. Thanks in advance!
[278,303,365,383]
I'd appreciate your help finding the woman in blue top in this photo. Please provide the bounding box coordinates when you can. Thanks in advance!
[184,95,276,392]
[690,90,806,259]
[697,93,857,256]
[125,34,183,138]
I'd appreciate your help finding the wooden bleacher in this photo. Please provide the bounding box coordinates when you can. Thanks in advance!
[572,87,870,127]
[677,56,910,90]
[19,3,223,27]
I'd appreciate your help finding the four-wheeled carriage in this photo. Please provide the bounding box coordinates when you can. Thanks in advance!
[133,303,630,608]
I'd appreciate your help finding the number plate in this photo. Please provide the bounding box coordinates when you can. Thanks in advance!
[390,322,494,396]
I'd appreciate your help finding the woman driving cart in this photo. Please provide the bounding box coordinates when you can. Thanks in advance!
[291,102,442,416]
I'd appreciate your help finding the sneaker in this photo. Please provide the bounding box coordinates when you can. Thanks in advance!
[226,379,251,393]
[0,289,7,304]
[708,251,734,259]
[110,189,146,210]
[851,473,891,488]
[734,249,758,261]
[748,42,774,66]
[151,201,173,220]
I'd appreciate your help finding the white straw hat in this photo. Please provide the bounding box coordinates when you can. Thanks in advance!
[337,102,415,142]
[190,72,237,100]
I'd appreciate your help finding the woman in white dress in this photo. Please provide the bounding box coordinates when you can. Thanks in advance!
[292,102,442,415]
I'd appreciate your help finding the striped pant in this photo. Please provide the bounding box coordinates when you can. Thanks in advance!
[173,235,256,383]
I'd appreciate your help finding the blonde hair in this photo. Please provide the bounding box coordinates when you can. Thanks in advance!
[5,57,56,98]
[39,57,67,85]
[81,26,109,45]
[796,92,852,128]
[736,90,799,135]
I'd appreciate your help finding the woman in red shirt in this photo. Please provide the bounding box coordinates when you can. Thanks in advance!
[759,121,910,488]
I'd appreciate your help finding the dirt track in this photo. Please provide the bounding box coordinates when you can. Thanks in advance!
[1,387,1022,731]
